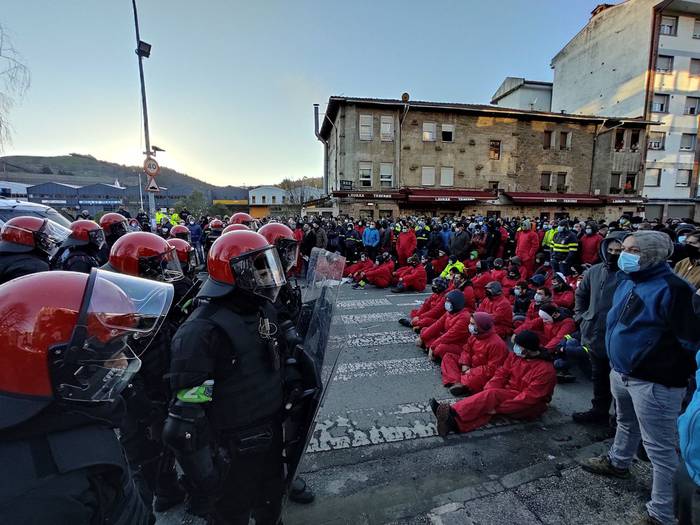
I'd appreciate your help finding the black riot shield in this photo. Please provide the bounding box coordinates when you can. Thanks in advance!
[283,247,345,488]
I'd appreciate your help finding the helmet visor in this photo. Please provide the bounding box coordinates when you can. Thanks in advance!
[110,220,129,239]
[140,247,184,282]
[230,246,287,302]
[37,220,71,256]
[88,228,106,250]
[277,238,300,272]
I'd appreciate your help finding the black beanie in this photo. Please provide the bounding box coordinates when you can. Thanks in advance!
[446,290,465,312]
[514,330,541,352]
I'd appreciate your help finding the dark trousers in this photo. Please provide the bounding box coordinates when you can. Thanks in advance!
[590,352,613,415]
[676,461,700,524]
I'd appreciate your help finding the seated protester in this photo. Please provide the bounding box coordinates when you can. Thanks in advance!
[392,255,427,293]
[417,290,471,361]
[521,278,552,322]
[393,260,414,281]
[514,302,576,353]
[551,272,575,310]
[430,330,557,436]
[343,252,374,278]
[399,277,448,327]
[354,252,394,289]
[491,258,507,283]
[552,333,591,384]
[432,250,449,276]
[567,264,584,291]
[440,254,465,278]
[477,281,513,338]
[501,265,521,299]
[421,254,435,284]
[448,269,476,312]
[440,312,508,397]
[463,250,480,278]
[471,260,494,302]
[513,281,534,316]
[509,256,529,280]
[532,252,554,288]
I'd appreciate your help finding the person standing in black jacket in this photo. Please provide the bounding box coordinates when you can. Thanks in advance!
[52,219,107,273]
[449,222,471,260]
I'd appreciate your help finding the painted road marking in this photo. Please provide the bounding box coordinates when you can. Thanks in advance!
[337,298,392,309]
[333,312,403,325]
[333,357,434,381]
[385,292,432,297]
[329,330,416,348]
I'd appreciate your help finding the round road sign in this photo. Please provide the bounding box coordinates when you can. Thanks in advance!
[143,157,160,177]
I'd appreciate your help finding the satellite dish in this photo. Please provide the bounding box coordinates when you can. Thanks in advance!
[401,92,410,103]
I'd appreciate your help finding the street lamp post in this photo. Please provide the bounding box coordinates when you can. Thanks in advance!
[131,0,156,227]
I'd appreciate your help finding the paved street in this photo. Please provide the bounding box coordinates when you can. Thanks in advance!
[157,284,652,525]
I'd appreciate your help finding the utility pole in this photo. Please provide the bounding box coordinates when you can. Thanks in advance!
[131,0,156,228]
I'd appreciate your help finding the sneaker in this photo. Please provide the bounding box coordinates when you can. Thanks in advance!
[449,384,470,397]
[572,409,610,425]
[398,318,412,327]
[289,477,315,504]
[581,454,631,479]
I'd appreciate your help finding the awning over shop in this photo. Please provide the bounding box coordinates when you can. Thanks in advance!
[332,190,405,200]
[599,196,646,205]
[405,189,497,203]
[504,192,602,205]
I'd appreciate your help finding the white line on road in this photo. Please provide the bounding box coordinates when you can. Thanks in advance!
[333,312,403,325]
[337,298,392,309]
[333,357,435,381]
[385,292,432,297]
[395,301,425,306]
[330,330,417,348]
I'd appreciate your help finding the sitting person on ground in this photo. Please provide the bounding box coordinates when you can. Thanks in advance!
[517,280,552,324]
[448,269,476,312]
[416,290,471,362]
[463,250,480,278]
[509,255,529,280]
[512,281,534,315]
[476,281,513,338]
[501,265,521,300]
[551,272,575,310]
[430,330,557,436]
[471,260,494,302]
[441,312,509,397]
[353,252,394,289]
[490,258,507,283]
[421,254,435,283]
[432,249,449,276]
[532,252,554,288]
[552,333,592,384]
[343,252,374,279]
[399,277,448,328]
[514,302,576,354]
[440,254,465,279]
[566,264,585,291]
[391,255,427,293]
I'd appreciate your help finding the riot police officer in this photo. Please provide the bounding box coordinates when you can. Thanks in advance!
[163,230,288,524]
[170,224,191,242]
[229,211,254,228]
[52,219,107,273]
[204,218,225,255]
[0,216,70,284]
[0,269,174,524]
[99,212,129,249]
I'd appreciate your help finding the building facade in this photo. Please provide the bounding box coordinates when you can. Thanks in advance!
[550,0,700,221]
[318,96,647,220]
[490,77,553,112]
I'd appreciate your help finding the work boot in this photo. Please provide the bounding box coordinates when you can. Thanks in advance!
[556,371,577,384]
[398,318,412,327]
[580,454,631,479]
[431,400,457,437]
[448,384,470,397]
[289,477,315,504]
[631,512,663,525]
[572,409,610,425]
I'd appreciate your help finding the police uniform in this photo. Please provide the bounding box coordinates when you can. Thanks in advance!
[0,251,49,284]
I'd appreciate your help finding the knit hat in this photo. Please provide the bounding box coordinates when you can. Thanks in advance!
[472,312,494,332]
[631,231,674,270]
[446,290,465,312]
[485,281,502,295]
[553,272,566,284]
[539,302,559,316]
[510,256,522,266]
[529,274,545,286]
[514,330,541,352]
[522,220,531,230]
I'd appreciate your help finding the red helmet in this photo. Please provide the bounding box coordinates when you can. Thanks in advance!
[0,216,70,256]
[208,219,224,231]
[229,212,253,226]
[65,219,106,250]
[168,238,197,274]
[258,222,299,272]
[200,230,286,301]
[169,224,191,241]
[99,212,129,243]
[109,231,183,282]
[223,223,250,234]
[0,269,174,429]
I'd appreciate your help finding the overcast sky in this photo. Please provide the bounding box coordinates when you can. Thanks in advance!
[1,0,598,186]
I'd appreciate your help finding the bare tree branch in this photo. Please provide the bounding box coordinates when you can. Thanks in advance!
[0,24,30,152]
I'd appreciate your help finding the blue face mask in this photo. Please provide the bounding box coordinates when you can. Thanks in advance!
[678,236,687,244]
[617,251,641,273]
[557,226,565,233]
[444,301,453,312]
[513,344,525,357]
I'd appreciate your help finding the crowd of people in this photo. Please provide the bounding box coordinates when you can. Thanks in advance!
[2,206,700,524]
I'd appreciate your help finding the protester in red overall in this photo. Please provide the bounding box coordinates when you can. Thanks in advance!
[496,224,509,259]
[490,258,507,283]
[392,255,427,293]
[501,266,521,300]
[355,252,394,289]
[509,256,529,280]
[399,277,448,328]
[551,272,574,310]
[432,250,449,276]
[521,283,552,321]
[430,330,557,436]
[515,220,540,276]
[417,290,471,361]
[477,281,513,338]
[579,223,602,265]
[343,252,373,278]
[463,250,479,278]
[441,312,508,397]
[471,261,494,302]
[396,226,417,266]
[514,303,576,352]
[448,270,476,312]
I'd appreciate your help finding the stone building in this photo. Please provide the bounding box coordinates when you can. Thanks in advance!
[317,96,648,221]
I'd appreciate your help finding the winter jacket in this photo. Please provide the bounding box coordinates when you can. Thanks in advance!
[552,230,578,262]
[678,349,700,485]
[440,260,465,279]
[301,231,316,257]
[400,265,427,291]
[449,231,471,260]
[421,308,471,349]
[362,227,380,248]
[515,230,540,264]
[411,290,446,319]
[457,332,509,392]
[314,227,328,249]
[343,259,373,277]
[187,223,203,243]
[364,260,395,288]
[432,255,449,276]
[396,230,417,265]
[471,271,494,302]
[552,289,574,310]
[606,262,700,388]
[580,233,603,265]
[380,228,393,252]
[415,295,450,328]
[483,352,557,417]
[477,295,513,338]
[427,230,442,254]
[440,229,454,252]
[674,257,700,289]
[515,316,577,352]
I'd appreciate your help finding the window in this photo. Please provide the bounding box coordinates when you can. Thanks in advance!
[624,173,637,194]
[651,94,669,113]
[610,172,622,193]
[644,168,661,187]
[614,129,626,151]
[681,133,697,151]
[421,166,435,186]
[691,59,700,77]
[656,55,673,73]
[488,181,499,190]
[359,114,373,140]
[379,163,393,188]
[489,140,501,160]
[556,172,567,192]
[380,116,394,141]
[685,97,700,115]
[560,131,572,150]
[540,172,551,191]
[262,195,267,204]
[648,131,666,150]
[543,130,553,149]
[272,195,276,204]
[282,196,286,203]
[441,124,454,142]
[660,15,678,36]
[630,129,641,151]
[359,161,372,187]
[694,19,700,39]
[422,122,436,142]
[677,169,691,187]
[252,195,256,203]
[440,167,454,187]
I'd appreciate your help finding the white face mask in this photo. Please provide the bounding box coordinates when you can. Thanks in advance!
[539,310,554,323]
[514,288,522,296]
[444,301,453,312]
[513,344,525,357]
[468,324,478,335]
[534,293,543,303]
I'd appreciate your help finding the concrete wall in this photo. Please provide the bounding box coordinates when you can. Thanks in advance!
[550,0,655,117]
[248,186,287,205]
[494,84,552,112]
[592,127,646,195]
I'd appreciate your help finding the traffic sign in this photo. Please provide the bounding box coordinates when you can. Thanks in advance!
[145,176,160,192]
[143,156,160,177]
